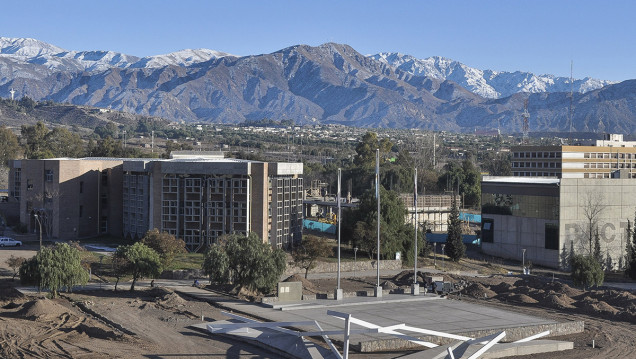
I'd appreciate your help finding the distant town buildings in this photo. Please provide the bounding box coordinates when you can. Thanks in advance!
[8,152,303,251]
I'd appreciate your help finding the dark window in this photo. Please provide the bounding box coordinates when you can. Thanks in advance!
[27,179,33,190]
[102,170,108,186]
[79,205,83,218]
[545,223,559,250]
[45,170,53,182]
[481,218,494,243]
[79,181,84,193]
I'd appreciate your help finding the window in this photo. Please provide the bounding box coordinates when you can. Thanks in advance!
[27,179,33,190]
[481,219,494,243]
[79,205,84,218]
[545,223,559,250]
[102,170,108,186]
[45,170,53,182]
[79,181,84,193]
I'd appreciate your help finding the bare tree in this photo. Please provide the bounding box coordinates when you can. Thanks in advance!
[581,192,606,256]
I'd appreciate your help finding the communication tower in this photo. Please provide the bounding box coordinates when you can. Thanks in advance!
[522,99,530,143]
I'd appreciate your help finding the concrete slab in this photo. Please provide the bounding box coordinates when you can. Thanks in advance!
[188,291,579,353]
[191,320,338,359]
[406,339,574,359]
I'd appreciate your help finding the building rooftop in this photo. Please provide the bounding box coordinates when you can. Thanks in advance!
[482,176,560,185]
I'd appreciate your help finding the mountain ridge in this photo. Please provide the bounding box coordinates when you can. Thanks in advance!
[0,37,634,134]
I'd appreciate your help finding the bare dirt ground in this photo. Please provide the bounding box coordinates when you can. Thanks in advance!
[2,246,636,359]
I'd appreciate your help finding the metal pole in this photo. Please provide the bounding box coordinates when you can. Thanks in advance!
[442,244,445,272]
[35,214,42,252]
[434,242,437,267]
[522,248,526,274]
[354,247,358,278]
[413,167,418,285]
[337,168,342,291]
[376,149,381,289]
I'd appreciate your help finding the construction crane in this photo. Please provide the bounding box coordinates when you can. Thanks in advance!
[522,99,530,143]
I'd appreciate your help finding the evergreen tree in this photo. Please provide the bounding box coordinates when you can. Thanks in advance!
[445,194,465,261]
[593,227,603,265]
[571,254,604,289]
[627,217,636,279]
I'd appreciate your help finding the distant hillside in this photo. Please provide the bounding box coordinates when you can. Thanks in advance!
[1,37,634,133]
[0,98,164,132]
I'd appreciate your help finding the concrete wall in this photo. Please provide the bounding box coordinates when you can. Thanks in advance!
[481,214,559,268]
[559,178,636,269]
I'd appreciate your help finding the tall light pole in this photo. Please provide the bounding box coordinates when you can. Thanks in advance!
[34,213,43,252]
[375,148,382,297]
[354,247,358,278]
[412,168,419,295]
[335,168,343,300]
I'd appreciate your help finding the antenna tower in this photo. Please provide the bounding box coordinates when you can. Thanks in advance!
[568,61,574,142]
[522,99,530,143]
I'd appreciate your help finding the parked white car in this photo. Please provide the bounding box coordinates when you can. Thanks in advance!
[0,237,22,247]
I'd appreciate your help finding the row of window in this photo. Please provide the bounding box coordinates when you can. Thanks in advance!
[513,162,562,168]
[513,172,560,177]
[584,152,636,159]
[513,152,562,159]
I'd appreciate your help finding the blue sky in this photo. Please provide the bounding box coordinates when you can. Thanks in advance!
[3,0,634,81]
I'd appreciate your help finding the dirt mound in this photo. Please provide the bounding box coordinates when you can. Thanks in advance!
[75,323,124,340]
[18,298,74,320]
[577,297,620,316]
[500,293,539,304]
[490,282,514,294]
[597,290,636,308]
[462,283,496,299]
[539,292,576,309]
[283,274,317,292]
[543,282,584,297]
[393,270,413,284]
[157,292,186,308]
[381,280,398,290]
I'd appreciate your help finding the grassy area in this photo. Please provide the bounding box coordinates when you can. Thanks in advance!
[165,253,204,271]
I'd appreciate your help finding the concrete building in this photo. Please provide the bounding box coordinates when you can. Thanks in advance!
[8,152,303,251]
[481,175,634,269]
[511,134,636,178]
[400,193,461,232]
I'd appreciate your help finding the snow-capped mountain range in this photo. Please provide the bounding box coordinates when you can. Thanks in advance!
[1,36,634,133]
[371,52,613,99]
[0,37,233,72]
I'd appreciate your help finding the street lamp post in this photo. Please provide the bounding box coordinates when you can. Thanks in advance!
[433,242,437,267]
[354,247,358,278]
[34,214,43,252]
[442,244,446,272]
[522,248,527,274]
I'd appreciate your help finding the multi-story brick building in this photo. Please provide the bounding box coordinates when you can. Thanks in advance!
[8,152,303,250]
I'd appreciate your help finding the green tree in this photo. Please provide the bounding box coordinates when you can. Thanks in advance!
[7,255,26,280]
[141,229,187,268]
[481,152,512,176]
[21,121,52,159]
[439,159,481,208]
[20,243,89,298]
[593,227,603,266]
[445,194,465,261]
[202,233,286,294]
[114,242,163,291]
[571,254,604,289]
[354,131,392,169]
[202,245,229,285]
[344,186,424,264]
[0,126,21,165]
[292,235,333,278]
[46,127,84,157]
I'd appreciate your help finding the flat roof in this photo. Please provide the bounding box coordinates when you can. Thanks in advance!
[482,176,560,185]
